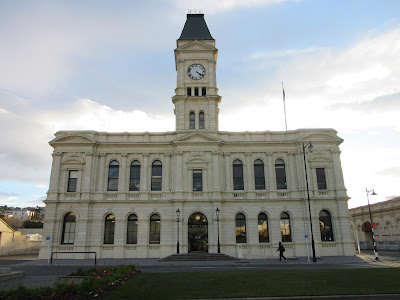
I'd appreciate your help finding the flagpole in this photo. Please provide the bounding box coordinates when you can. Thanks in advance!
[282,82,288,131]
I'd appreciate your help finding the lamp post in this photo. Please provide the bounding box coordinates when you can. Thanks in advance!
[366,188,379,260]
[176,208,180,254]
[302,142,317,262]
[216,207,221,253]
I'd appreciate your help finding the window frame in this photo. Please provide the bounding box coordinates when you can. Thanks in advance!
[199,112,205,129]
[233,160,244,190]
[316,168,327,190]
[254,159,265,190]
[149,214,161,244]
[129,160,141,191]
[67,170,78,192]
[104,214,115,244]
[280,212,292,242]
[258,213,269,243]
[127,214,138,244]
[192,169,203,191]
[151,160,162,191]
[275,159,287,190]
[235,213,247,243]
[319,210,334,241]
[107,160,119,191]
[189,112,195,129]
[61,212,76,245]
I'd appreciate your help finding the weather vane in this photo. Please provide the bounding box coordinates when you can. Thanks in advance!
[188,9,203,14]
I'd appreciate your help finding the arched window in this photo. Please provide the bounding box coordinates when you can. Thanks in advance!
[275,159,287,190]
[107,160,119,191]
[254,159,265,190]
[280,212,291,242]
[129,160,141,191]
[320,210,334,241]
[199,112,205,129]
[127,214,138,244]
[149,214,161,244]
[61,212,76,244]
[189,112,195,129]
[104,214,115,244]
[151,160,162,191]
[235,213,247,243]
[258,213,269,243]
[233,160,244,190]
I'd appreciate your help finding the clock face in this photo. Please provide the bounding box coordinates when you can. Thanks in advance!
[188,64,206,80]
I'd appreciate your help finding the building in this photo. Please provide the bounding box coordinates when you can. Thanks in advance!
[4,208,35,221]
[39,13,354,259]
[350,197,400,251]
[0,218,41,256]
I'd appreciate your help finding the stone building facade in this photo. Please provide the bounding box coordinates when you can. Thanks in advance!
[39,13,355,259]
[350,197,400,251]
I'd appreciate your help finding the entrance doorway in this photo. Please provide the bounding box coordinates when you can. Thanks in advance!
[188,213,208,253]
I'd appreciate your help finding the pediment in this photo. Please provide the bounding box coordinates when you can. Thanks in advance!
[299,131,343,143]
[173,132,222,144]
[51,133,96,145]
[177,40,216,51]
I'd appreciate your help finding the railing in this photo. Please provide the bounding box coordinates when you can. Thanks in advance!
[50,251,97,265]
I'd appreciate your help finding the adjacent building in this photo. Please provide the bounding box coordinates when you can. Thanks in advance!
[39,13,354,259]
[350,197,400,251]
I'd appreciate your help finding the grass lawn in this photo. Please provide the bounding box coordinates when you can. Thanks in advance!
[106,268,400,299]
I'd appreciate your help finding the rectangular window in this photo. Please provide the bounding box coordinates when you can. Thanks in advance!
[187,87,192,96]
[193,169,203,191]
[202,87,206,96]
[194,87,199,96]
[67,170,78,192]
[63,222,75,244]
[149,218,161,244]
[316,168,327,190]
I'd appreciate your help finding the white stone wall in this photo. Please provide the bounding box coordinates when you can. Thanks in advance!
[39,129,355,259]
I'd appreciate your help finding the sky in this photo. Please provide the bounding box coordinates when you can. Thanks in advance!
[0,0,399,209]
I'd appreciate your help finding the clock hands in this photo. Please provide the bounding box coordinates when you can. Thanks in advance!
[196,71,203,76]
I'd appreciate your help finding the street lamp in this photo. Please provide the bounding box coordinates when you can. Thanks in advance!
[216,207,221,253]
[366,188,379,260]
[302,142,317,263]
[176,208,180,254]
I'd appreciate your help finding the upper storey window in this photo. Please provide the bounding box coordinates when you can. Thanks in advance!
[254,159,265,190]
[187,87,192,96]
[199,112,205,129]
[194,87,199,96]
[189,112,195,129]
[316,168,327,190]
[193,169,202,191]
[275,159,287,190]
[202,87,206,96]
[233,160,244,190]
[129,160,140,191]
[67,170,78,192]
[107,160,119,191]
[151,160,162,191]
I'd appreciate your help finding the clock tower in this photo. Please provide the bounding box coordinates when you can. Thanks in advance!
[172,13,221,131]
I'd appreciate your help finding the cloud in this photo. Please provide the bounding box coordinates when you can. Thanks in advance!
[173,0,289,14]
[0,192,20,204]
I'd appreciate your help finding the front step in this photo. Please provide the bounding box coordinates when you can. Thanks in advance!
[161,253,238,261]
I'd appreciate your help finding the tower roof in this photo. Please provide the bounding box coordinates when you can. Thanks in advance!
[178,14,214,41]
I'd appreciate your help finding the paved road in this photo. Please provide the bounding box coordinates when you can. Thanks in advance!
[0,250,399,290]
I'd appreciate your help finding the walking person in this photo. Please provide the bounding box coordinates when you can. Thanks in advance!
[276,242,286,261]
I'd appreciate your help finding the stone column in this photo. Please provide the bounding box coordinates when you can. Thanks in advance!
[223,152,231,190]
[143,153,149,191]
[165,153,171,192]
[175,151,183,192]
[288,152,297,191]
[245,152,252,191]
[212,151,220,191]
[120,153,128,192]
[82,153,93,193]
[97,153,106,192]
[266,152,274,190]
[49,152,62,193]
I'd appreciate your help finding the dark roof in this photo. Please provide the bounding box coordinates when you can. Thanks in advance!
[178,14,214,40]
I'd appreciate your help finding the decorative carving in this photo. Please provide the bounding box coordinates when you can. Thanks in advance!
[52,152,62,157]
